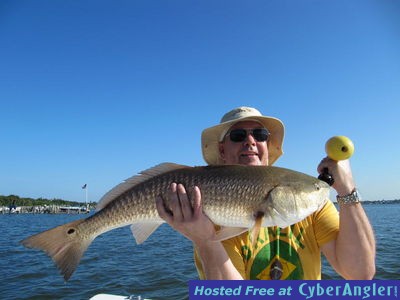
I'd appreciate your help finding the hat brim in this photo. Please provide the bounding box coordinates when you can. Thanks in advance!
[201,115,284,165]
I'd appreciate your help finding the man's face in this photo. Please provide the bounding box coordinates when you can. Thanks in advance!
[218,121,269,166]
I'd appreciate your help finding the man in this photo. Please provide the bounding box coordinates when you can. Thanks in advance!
[156,106,375,280]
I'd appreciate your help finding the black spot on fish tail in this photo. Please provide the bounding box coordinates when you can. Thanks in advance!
[20,219,93,281]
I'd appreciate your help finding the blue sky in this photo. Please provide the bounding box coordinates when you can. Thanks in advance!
[1,0,399,203]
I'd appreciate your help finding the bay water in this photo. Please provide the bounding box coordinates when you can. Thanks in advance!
[0,203,398,299]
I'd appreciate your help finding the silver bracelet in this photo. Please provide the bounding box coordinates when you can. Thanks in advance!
[336,188,361,205]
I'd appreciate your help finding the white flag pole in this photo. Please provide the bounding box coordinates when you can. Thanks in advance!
[82,184,89,213]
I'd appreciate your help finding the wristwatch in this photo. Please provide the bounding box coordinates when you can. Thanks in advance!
[336,188,361,205]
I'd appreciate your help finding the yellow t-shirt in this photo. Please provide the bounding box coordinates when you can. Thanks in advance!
[195,200,339,280]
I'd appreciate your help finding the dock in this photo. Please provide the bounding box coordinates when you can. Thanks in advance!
[0,204,91,214]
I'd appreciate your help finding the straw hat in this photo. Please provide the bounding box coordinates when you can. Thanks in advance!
[201,106,285,165]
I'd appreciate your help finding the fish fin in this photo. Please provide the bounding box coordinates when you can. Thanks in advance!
[250,213,263,247]
[130,221,164,244]
[97,162,190,211]
[213,227,249,241]
[139,162,189,177]
[20,219,93,281]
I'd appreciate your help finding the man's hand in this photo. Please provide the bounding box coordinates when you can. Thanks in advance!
[156,183,216,245]
[317,157,355,196]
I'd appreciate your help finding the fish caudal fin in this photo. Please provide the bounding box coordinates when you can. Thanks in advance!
[20,219,93,281]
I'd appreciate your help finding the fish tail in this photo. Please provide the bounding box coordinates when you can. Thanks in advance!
[20,219,93,281]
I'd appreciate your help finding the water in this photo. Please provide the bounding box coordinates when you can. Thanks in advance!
[1,203,399,299]
[321,203,400,280]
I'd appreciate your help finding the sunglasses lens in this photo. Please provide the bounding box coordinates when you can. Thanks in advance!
[253,128,269,142]
[229,129,247,142]
[229,128,270,142]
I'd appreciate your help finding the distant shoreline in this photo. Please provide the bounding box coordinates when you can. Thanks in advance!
[361,199,400,204]
[332,199,400,205]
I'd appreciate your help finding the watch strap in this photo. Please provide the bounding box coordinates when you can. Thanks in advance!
[336,188,361,205]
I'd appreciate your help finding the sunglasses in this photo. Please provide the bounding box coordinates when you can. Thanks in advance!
[226,128,270,143]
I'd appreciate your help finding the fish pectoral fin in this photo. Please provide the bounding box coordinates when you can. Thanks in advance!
[250,213,264,247]
[213,227,249,241]
[130,221,164,245]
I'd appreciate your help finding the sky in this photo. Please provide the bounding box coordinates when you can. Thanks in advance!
[1,0,399,203]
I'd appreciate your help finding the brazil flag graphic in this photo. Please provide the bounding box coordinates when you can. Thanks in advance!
[242,226,305,280]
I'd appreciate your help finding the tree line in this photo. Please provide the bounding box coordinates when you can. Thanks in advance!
[0,194,95,207]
